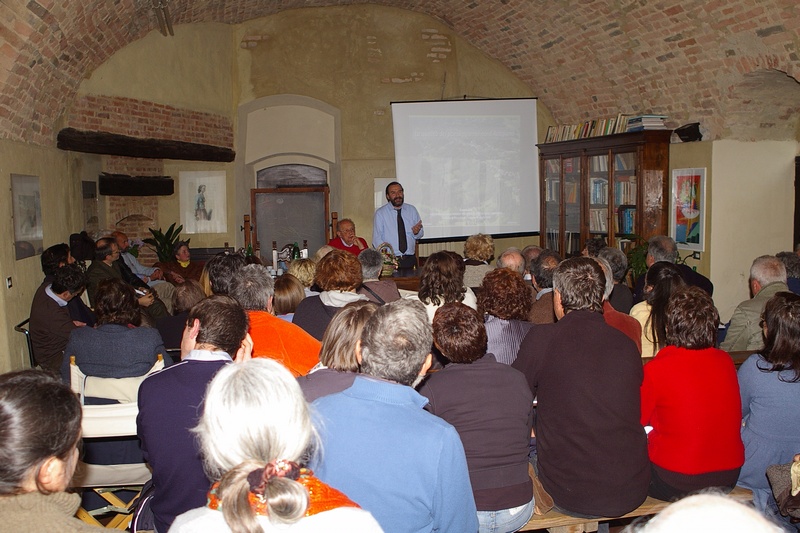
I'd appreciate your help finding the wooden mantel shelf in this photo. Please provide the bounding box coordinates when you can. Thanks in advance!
[56,127,235,162]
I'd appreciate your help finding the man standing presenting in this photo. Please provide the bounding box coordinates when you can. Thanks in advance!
[373,181,423,269]
[327,218,368,255]
[513,257,649,519]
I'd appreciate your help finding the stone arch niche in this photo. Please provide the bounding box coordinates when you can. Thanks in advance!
[235,94,341,249]
[719,69,800,142]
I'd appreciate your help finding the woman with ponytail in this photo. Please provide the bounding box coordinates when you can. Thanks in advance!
[170,358,382,532]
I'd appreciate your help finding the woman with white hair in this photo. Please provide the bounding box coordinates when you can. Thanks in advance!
[170,358,382,532]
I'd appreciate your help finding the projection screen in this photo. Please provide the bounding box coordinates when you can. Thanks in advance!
[391,98,539,240]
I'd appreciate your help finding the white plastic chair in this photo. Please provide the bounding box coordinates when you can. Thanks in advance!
[69,355,163,530]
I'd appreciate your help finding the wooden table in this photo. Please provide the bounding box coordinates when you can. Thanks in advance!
[383,267,421,292]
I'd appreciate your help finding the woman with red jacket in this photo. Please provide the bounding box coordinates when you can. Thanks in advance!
[640,286,744,500]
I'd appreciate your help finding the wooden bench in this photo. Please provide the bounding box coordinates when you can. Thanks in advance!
[519,485,753,532]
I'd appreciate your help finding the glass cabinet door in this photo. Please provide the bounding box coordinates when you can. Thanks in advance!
[543,158,560,250]
[613,151,638,238]
[588,154,609,245]
[563,156,581,257]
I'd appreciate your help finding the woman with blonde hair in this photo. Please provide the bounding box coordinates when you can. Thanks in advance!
[297,300,379,402]
[287,259,317,297]
[463,233,494,288]
[170,358,381,532]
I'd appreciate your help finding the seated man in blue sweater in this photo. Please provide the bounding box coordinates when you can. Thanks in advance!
[137,295,251,533]
[312,299,478,533]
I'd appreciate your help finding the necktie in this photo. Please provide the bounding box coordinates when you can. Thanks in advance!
[397,209,408,254]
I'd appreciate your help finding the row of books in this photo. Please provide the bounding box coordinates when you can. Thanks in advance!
[543,113,669,143]
[589,178,608,205]
[615,180,637,204]
[589,208,607,232]
[616,206,637,234]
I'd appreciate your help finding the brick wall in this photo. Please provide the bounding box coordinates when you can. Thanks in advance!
[68,95,233,148]
[0,1,797,145]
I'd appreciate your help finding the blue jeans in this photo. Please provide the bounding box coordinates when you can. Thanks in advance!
[477,498,535,533]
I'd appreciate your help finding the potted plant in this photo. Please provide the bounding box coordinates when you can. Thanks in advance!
[143,223,189,263]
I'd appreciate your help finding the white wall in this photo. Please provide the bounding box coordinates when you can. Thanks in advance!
[710,140,797,321]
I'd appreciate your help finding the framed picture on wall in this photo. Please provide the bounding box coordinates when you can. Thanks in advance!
[670,168,706,252]
[11,174,43,260]
[180,171,227,234]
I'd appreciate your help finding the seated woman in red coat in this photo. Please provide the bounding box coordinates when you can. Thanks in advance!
[640,286,744,501]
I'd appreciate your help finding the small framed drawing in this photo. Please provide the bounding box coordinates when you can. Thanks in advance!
[11,174,43,260]
[180,171,227,234]
[670,168,706,252]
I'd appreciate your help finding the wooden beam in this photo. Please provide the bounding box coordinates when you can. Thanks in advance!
[56,127,235,162]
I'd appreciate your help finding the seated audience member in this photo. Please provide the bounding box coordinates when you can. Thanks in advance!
[463,233,495,288]
[313,299,478,533]
[155,241,205,284]
[0,370,99,532]
[272,273,305,321]
[477,268,533,365]
[297,300,378,402]
[722,255,789,352]
[356,248,401,304]
[419,303,534,533]
[204,251,247,296]
[287,258,318,297]
[598,246,634,313]
[626,493,782,533]
[581,236,606,257]
[156,280,206,350]
[29,263,87,373]
[630,262,686,358]
[113,230,175,312]
[229,264,321,376]
[138,295,251,533]
[61,278,169,384]
[521,245,543,284]
[776,251,800,295]
[528,249,562,324]
[40,243,95,326]
[496,247,527,277]
[313,244,336,263]
[328,218,369,255]
[293,250,368,340]
[632,235,713,303]
[170,358,382,532]
[86,237,169,321]
[640,287,744,501]
[409,250,477,322]
[737,291,800,518]
[513,257,649,518]
[595,257,642,353]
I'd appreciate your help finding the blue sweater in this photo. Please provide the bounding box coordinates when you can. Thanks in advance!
[312,377,478,533]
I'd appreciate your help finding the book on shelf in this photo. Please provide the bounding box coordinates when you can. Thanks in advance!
[626,114,668,132]
[589,177,608,205]
[589,208,607,232]
[614,179,637,205]
[564,181,578,203]
[616,205,637,235]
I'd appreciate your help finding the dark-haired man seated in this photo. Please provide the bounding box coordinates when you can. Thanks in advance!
[137,296,252,533]
[86,237,169,321]
[40,243,95,326]
[29,263,88,373]
[513,257,649,520]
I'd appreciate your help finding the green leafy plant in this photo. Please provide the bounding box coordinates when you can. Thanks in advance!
[625,235,649,281]
[143,223,189,263]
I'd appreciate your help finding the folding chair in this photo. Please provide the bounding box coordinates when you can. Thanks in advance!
[14,318,36,368]
[69,355,164,530]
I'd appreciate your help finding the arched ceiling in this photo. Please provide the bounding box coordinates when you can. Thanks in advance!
[1,0,798,145]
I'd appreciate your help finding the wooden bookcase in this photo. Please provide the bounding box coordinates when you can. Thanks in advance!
[538,130,671,257]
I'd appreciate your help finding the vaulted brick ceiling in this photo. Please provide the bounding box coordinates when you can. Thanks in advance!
[1,0,798,145]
